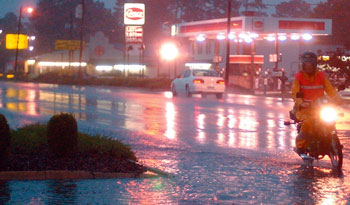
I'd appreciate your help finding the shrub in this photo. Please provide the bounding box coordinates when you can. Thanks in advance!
[47,113,78,158]
[0,114,11,169]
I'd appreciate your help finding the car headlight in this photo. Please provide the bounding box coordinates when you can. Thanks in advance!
[320,106,338,123]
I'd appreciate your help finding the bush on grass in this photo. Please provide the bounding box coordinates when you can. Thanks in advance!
[0,114,11,170]
[47,113,78,158]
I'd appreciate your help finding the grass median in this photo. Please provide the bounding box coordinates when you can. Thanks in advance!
[5,123,145,174]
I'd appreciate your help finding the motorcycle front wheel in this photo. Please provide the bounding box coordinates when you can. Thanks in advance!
[329,137,343,171]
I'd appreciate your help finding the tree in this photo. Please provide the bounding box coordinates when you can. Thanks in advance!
[0,12,19,72]
[30,0,117,54]
[273,0,312,18]
[242,0,267,16]
[313,0,350,48]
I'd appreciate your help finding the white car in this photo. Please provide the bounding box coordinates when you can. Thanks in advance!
[171,69,226,99]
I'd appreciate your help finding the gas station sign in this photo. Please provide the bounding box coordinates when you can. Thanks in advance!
[124,3,145,25]
[125,26,143,43]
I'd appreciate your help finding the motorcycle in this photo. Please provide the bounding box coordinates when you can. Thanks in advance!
[285,93,344,171]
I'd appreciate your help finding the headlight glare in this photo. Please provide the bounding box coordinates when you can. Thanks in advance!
[320,107,338,123]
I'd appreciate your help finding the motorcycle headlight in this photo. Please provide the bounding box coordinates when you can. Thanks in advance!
[320,107,338,123]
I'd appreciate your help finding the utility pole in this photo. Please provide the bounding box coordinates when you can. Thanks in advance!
[225,0,232,83]
[78,0,85,79]
[14,7,23,77]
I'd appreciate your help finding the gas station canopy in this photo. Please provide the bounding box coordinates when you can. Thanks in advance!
[171,16,332,40]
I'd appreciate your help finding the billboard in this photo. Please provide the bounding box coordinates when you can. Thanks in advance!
[124,3,145,25]
[6,34,28,49]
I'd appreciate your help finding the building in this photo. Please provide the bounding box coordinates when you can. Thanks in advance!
[171,15,333,89]
[24,31,160,79]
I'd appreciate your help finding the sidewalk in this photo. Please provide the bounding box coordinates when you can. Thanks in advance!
[225,86,292,98]
[226,86,350,102]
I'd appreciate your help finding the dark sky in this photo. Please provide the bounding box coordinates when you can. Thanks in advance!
[0,0,325,18]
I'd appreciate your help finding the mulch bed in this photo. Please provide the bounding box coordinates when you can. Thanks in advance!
[2,148,146,176]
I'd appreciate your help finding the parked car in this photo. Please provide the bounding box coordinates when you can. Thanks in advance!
[171,69,225,99]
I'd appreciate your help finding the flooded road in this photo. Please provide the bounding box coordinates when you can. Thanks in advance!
[0,81,349,204]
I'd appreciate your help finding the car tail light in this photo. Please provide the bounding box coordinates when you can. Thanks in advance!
[217,80,225,85]
[193,79,204,84]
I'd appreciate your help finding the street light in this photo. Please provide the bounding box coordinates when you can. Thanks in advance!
[160,42,179,78]
[14,6,34,77]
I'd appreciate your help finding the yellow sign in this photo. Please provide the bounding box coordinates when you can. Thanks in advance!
[6,34,28,49]
[55,40,85,50]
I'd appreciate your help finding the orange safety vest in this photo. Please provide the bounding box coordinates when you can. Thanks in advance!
[295,71,325,101]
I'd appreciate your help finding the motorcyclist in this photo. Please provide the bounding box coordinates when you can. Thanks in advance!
[291,51,344,156]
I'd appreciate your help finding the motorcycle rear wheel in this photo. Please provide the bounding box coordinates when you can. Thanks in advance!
[329,137,343,171]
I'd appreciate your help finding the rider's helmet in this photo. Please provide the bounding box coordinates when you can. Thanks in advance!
[301,52,318,74]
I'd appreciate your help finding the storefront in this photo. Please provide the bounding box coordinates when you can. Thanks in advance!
[171,15,332,89]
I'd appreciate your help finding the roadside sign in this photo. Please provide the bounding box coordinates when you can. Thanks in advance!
[124,3,145,25]
[125,26,143,43]
[213,56,222,63]
[272,71,283,77]
[6,34,28,49]
[75,4,83,19]
[269,54,277,62]
[55,40,85,50]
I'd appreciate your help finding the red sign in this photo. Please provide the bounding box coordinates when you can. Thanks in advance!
[229,55,264,64]
[125,8,144,21]
[279,20,325,30]
[253,19,264,31]
[180,20,242,34]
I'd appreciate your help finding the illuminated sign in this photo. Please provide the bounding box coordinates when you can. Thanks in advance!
[55,40,85,50]
[229,55,264,64]
[6,34,28,49]
[125,26,143,43]
[124,3,145,25]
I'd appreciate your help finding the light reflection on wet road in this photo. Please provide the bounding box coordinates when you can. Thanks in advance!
[0,81,349,204]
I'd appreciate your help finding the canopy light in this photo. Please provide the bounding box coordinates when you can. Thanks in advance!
[244,37,253,43]
[229,33,236,40]
[302,33,313,41]
[278,35,287,41]
[216,33,225,40]
[291,34,300,40]
[266,36,275,41]
[249,33,259,38]
[196,34,206,42]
